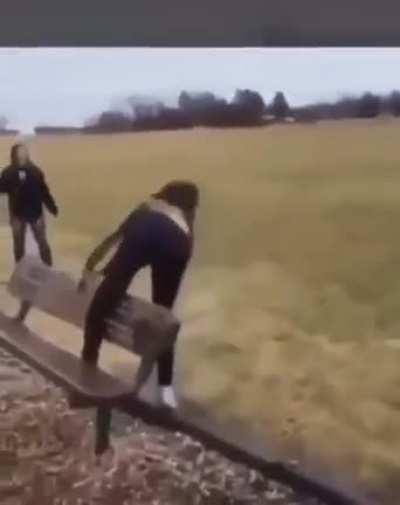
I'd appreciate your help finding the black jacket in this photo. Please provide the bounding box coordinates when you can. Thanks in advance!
[85,204,193,311]
[0,163,58,221]
[104,206,192,280]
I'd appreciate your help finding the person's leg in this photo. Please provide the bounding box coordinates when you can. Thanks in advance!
[29,217,53,266]
[10,218,26,263]
[14,300,31,324]
[152,262,186,408]
[82,309,106,365]
[82,278,126,365]
[157,346,175,386]
[10,218,31,323]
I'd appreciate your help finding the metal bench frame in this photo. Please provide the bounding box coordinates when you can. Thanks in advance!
[0,312,135,455]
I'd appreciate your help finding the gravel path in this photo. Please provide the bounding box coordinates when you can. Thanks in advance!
[0,348,327,505]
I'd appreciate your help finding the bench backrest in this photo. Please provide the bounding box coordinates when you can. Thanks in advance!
[8,256,180,362]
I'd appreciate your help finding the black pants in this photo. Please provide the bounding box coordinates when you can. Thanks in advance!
[82,261,185,386]
[10,216,53,266]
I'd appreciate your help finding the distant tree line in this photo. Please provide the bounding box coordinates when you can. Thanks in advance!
[83,89,272,134]
[28,88,400,135]
[293,91,400,122]
[83,89,400,134]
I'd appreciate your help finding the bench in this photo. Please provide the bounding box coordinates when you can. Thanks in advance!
[0,261,360,505]
[2,257,181,455]
[0,308,359,505]
[0,312,131,455]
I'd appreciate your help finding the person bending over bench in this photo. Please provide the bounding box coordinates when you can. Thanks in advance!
[78,180,199,410]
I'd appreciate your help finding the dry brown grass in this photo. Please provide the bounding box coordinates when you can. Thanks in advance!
[0,120,400,502]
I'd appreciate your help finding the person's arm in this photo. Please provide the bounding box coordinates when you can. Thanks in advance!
[84,205,148,271]
[0,168,12,193]
[84,229,123,272]
[36,167,58,216]
[78,205,147,292]
[78,207,143,291]
[77,229,122,292]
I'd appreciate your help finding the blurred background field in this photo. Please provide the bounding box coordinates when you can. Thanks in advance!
[0,119,400,502]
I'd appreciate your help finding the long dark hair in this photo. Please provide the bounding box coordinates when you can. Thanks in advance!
[10,143,30,167]
[152,180,199,231]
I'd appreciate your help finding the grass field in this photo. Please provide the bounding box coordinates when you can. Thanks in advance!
[1,119,400,502]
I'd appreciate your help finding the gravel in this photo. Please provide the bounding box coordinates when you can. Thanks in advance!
[0,349,326,505]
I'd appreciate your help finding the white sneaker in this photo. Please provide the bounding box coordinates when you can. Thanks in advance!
[159,386,178,409]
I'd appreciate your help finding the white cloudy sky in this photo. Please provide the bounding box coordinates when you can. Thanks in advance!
[0,48,399,132]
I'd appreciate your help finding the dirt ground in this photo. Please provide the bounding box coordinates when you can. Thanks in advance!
[0,122,400,503]
[0,347,326,505]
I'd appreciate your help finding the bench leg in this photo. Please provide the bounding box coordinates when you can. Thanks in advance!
[95,406,112,456]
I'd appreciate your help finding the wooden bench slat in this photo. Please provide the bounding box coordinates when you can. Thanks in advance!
[8,257,180,362]
[0,312,134,406]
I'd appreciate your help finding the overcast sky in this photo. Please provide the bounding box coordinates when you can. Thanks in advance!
[0,48,399,132]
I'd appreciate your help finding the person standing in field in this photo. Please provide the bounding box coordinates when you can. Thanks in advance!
[0,143,58,321]
[78,180,199,409]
